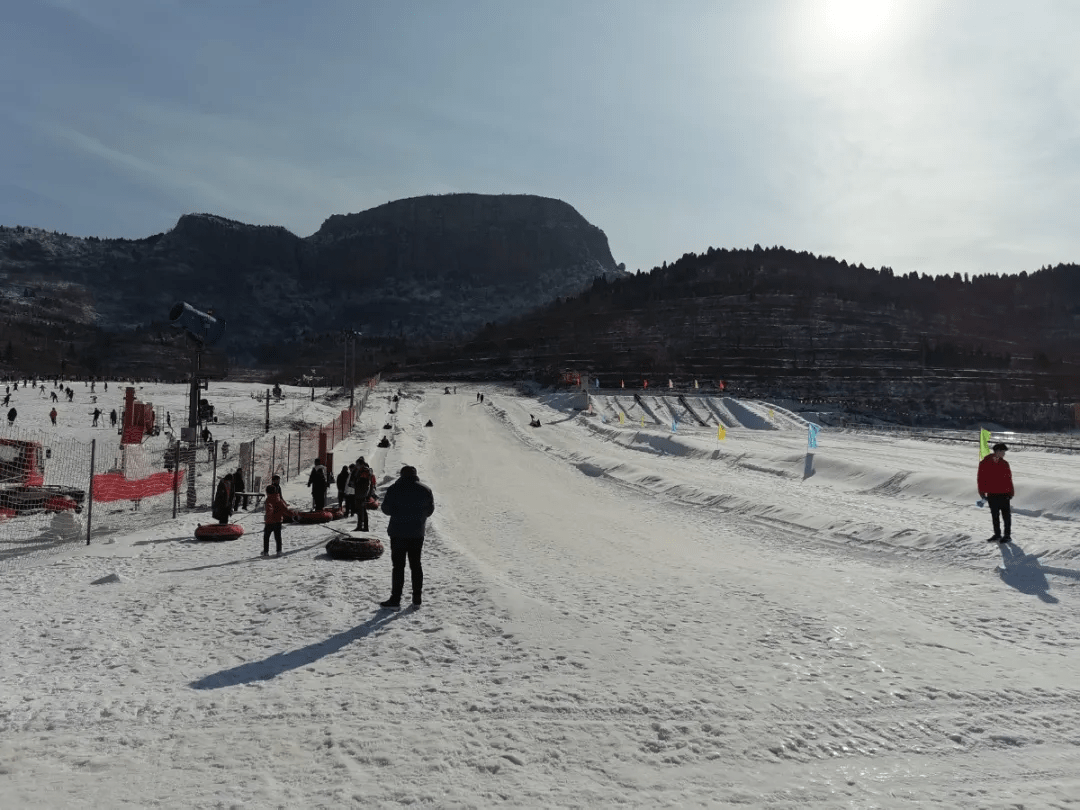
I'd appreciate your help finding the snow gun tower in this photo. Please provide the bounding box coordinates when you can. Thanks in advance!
[169,302,226,508]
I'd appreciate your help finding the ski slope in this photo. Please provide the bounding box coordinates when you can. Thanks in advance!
[2,382,1079,808]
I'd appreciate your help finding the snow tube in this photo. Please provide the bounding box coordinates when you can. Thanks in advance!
[329,506,345,519]
[363,497,380,510]
[325,536,384,560]
[296,509,334,524]
[195,523,245,541]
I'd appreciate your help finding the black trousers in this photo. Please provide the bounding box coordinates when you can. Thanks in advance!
[355,502,369,531]
[313,489,326,510]
[263,522,283,554]
[389,536,424,600]
[987,494,1012,537]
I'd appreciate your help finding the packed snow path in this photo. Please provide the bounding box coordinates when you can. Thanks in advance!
[1,383,1079,807]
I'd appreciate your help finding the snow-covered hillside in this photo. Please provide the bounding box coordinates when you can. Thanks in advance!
[2,382,1079,807]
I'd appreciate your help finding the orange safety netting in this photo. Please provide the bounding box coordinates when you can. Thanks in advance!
[92,469,184,502]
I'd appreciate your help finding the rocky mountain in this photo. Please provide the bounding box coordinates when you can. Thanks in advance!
[394,246,1080,429]
[0,193,623,370]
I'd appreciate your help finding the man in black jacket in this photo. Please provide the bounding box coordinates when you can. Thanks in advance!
[379,465,435,608]
[307,460,329,510]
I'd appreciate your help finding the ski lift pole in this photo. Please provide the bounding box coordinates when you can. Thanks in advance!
[85,438,96,546]
[210,445,217,506]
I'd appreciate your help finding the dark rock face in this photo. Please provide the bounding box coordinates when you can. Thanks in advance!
[0,194,622,363]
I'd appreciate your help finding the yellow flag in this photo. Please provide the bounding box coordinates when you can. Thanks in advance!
[768,408,774,418]
[641,415,645,427]
[619,412,625,425]
[979,428,991,459]
[718,425,726,440]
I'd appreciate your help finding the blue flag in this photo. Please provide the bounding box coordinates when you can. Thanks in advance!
[808,423,820,449]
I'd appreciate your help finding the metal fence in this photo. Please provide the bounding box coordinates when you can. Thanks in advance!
[0,376,380,569]
[835,423,1080,453]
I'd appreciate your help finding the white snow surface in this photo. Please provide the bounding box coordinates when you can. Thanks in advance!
[2,381,1080,808]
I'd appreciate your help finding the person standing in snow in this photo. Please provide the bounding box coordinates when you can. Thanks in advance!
[307,459,329,510]
[49,407,57,425]
[978,442,1014,543]
[91,407,101,427]
[336,465,350,510]
[212,473,233,525]
[351,460,373,532]
[262,484,294,557]
[7,407,16,425]
[232,467,247,511]
[379,465,435,608]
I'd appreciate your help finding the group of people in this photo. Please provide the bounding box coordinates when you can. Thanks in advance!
[332,459,378,530]
[212,467,255,523]
[211,455,434,607]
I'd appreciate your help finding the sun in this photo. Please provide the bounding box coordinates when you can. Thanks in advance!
[821,0,895,46]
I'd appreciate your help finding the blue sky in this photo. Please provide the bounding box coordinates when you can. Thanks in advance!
[2,0,1078,277]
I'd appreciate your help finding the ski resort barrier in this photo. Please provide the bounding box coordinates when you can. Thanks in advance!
[837,424,1080,453]
[0,375,380,570]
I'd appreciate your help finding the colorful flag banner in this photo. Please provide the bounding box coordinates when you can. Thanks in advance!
[979,428,991,459]
[808,423,820,449]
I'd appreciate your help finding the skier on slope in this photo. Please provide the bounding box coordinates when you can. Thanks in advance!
[978,442,1014,543]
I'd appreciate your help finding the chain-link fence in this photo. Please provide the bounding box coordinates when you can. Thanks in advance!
[0,376,380,569]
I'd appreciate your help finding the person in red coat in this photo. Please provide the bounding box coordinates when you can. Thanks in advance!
[977,443,1014,542]
[263,485,295,557]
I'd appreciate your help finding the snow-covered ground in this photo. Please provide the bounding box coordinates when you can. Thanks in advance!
[2,381,1080,808]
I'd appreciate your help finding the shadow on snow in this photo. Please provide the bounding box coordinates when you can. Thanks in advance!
[189,608,412,689]
[997,542,1080,604]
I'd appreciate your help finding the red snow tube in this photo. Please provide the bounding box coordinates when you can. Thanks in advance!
[325,536,384,560]
[329,506,345,519]
[194,523,245,541]
[296,509,334,524]
[363,497,380,510]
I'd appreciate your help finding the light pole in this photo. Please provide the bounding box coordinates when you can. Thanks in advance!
[340,328,361,412]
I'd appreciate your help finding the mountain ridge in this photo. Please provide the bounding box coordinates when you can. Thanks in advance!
[0,193,624,369]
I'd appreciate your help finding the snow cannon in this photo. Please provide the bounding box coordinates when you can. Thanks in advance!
[169,302,227,346]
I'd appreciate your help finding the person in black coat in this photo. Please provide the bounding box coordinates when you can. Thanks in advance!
[351,462,373,532]
[232,467,247,511]
[379,465,435,608]
[213,473,233,525]
[307,461,329,510]
[336,466,350,510]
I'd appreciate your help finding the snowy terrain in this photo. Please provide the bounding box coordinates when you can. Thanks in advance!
[2,380,1080,808]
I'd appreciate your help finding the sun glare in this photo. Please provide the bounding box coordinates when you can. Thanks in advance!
[821,0,895,46]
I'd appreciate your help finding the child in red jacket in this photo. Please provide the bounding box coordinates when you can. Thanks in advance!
[263,485,295,557]
[977,443,1014,542]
